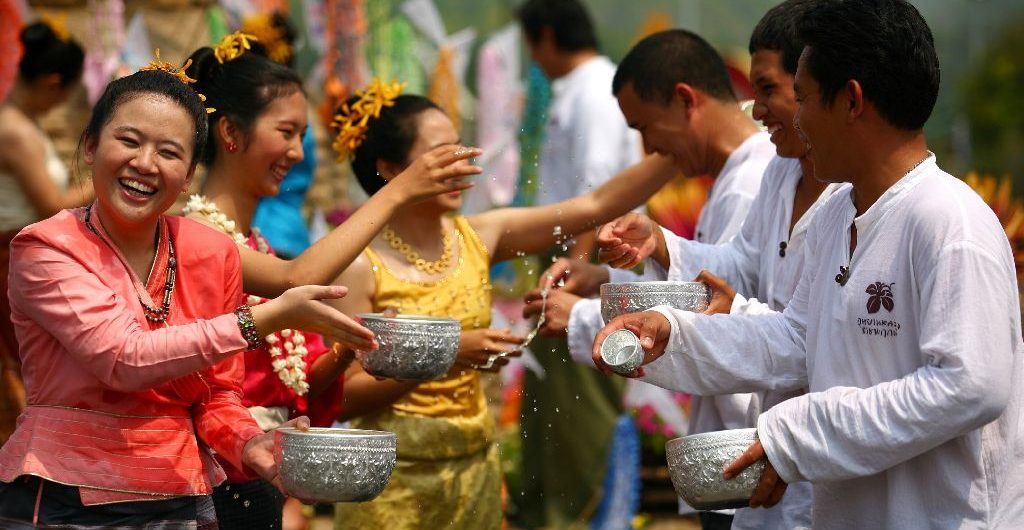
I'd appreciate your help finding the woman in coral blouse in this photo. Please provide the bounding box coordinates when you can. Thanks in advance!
[0,68,367,528]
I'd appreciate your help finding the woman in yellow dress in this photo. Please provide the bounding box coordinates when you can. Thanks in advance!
[329,83,675,529]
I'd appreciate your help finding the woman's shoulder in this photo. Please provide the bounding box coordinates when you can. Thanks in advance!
[15,209,86,244]
[167,215,239,263]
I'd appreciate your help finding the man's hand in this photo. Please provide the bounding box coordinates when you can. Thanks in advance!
[538,257,609,297]
[596,213,667,269]
[523,287,582,336]
[695,270,737,315]
[724,438,788,508]
[591,310,672,376]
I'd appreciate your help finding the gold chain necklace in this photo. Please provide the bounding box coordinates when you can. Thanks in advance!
[382,224,453,274]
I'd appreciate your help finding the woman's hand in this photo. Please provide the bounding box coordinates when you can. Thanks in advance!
[251,285,377,353]
[241,416,311,492]
[538,258,609,297]
[457,328,524,372]
[596,212,665,269]
[388,145,483,204]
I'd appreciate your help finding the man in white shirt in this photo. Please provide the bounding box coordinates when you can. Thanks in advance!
[524,29,772,530]
[515,1,641,527]
[592,1,1024,528]
[583,3,836,528]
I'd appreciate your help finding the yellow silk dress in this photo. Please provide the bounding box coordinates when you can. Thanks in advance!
[335,217,501,530]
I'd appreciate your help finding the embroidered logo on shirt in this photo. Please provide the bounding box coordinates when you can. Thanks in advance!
[865,282,895,314]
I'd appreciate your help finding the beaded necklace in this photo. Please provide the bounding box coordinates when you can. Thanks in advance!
[84,205,175,323]
[382,223,453,274]
[183,194,309,395]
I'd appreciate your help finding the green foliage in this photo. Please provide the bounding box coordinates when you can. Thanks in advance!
[963,19,1024,185]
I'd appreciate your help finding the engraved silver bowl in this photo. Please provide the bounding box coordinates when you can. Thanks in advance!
[600,281,711,323]
[274,427,397,503]
[357,313,461,380]
[665,428,764,511]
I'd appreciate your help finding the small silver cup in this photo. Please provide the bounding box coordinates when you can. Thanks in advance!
[600,329,644,375]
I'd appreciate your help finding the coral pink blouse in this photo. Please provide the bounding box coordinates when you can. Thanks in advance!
[0,208,263,505]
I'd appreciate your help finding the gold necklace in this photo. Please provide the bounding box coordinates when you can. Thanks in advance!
[382,224,453,274]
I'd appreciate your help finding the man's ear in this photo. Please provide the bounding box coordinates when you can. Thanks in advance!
[845,79,865,122]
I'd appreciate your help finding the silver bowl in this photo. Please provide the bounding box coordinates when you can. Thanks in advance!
[357,313,461,380]
[665,428,764,511]
[600,281,710,323]
[275,427,397,503]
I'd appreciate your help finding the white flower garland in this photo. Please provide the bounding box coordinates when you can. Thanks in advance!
[184,194,310,395]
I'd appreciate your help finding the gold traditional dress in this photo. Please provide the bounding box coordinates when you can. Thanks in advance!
[335,217,501,530]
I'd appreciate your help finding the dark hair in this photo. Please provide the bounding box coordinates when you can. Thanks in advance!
[185,47,304,165]
[342,95,441,196]
[612,29,735,104]
[797,0,939,130]
[748,0,814,75]
[517,0,598,52]
[19,22,85,87]
[80,70,209,170]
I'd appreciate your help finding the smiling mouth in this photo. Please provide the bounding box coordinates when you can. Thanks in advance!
[271,165,290,180]
[119,178,157,197]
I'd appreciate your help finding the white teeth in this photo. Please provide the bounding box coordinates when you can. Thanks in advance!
[767,124,783,134]
[120,179,156,194]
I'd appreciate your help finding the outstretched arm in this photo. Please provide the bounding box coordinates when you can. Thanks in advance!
[470,154,676,263]
[241,145,481,298]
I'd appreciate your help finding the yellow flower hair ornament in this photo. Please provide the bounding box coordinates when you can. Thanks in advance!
[213,31,257,64]
[331,79,406,161]
[138,49,216,114]
[241,14,291,65]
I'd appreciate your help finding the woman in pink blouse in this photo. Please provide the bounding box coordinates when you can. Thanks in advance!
[0,69,373,528]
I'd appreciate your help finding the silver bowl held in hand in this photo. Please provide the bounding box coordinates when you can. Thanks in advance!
[665,428,764,511]
[600,281,711,323]
[274,427,397,503]
[357,313,461,380]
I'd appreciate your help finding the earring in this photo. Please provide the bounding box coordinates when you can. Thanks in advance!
[226,142,238,153]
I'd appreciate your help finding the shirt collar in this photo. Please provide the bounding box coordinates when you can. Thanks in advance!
[851,153,936,235]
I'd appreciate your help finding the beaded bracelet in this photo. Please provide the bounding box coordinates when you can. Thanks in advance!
[234,304,264,350]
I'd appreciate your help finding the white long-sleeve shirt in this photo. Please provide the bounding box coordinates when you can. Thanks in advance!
[661,157,838,530]
[589,156,834,529]
[641,156,1024,529]
[568,131,772,517]
[570,132,774,434]
[537,56,641,206]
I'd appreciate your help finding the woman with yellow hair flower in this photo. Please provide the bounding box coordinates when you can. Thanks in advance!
[329,87,678,530]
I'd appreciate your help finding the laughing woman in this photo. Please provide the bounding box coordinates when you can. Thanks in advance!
[0,68,361,529]
[330,88,674,530]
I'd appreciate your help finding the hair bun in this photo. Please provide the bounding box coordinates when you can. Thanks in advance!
[184,47,220,87]
[20,22,57,52]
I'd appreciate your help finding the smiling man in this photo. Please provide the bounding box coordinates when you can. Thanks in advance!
[592,0,1024,528]
[525,28,774,529]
